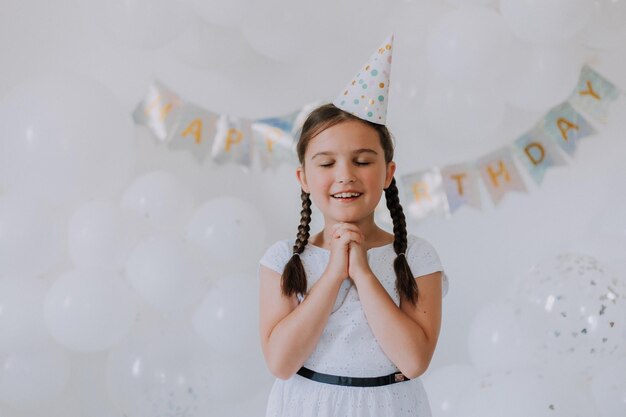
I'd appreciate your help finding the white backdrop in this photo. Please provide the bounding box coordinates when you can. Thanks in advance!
[1,0,626,416]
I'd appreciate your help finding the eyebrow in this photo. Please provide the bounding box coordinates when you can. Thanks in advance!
[311,148,378,160]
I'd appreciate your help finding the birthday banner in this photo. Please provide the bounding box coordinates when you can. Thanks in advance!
[132,83,321,171]
[133,65,621,220]
[399,65,620,221]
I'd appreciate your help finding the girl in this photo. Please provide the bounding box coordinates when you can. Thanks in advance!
[257,103,449,417]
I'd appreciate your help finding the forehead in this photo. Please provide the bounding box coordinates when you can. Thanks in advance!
[305,120,382,158]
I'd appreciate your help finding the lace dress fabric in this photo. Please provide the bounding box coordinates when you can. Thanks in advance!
[258,234,449,417]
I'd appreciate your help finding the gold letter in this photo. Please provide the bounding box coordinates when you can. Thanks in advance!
[225,128,243,152]
[450,173,466,196]
[524,142,545,166]
[144,94,174,121]
[579,80,601,100]
[556,117,579,141]
[181,119,203,144]
[487,161,510,187]
[411,181,432,202]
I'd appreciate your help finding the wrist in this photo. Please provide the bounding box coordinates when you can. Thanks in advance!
[350,270,376,286]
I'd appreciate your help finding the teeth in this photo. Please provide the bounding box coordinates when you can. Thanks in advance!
[333,192,361,198]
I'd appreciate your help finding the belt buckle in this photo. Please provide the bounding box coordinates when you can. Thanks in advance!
[394,373,406,382]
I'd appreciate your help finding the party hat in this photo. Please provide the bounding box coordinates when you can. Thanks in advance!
[333,34,393,125]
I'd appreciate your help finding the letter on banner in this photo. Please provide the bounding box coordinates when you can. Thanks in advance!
[251,123,298,171]
[132,80,184,142]
[569,65,621,124]
[476,147,527,205]
[512,128,567,185]
[540,102,596,157]
[166,103,217,163]
[400,168,449,221]
[211,115,253,168]
[440,163,481,213]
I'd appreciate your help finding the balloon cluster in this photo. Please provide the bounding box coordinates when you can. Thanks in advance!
[422,253,626,417]
[0,74,272,416]
[406,0,626,147]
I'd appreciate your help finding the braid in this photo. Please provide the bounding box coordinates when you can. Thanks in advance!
[294,189,312,255]
[281,189,311,297]
[384,177,418,305]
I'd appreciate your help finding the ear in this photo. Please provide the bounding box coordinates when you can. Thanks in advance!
[384,161,396,189]
[296,165,310,193]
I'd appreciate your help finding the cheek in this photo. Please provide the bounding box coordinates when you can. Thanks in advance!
[307,172,332,194]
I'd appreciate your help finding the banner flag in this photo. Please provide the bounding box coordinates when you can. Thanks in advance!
[400,168,450,220]
[132,80,184,142]
[440,163,482,213]
[512,127,567,185]
[569,65,621,124]
[476,147,527,205]
[211,115,253,168]
[540,102,596,157]
[166,103,217,163]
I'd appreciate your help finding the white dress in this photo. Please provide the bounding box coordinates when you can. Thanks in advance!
[258,234,449,417]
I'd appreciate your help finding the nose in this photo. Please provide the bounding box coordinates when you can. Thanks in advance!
[337,162,356,184]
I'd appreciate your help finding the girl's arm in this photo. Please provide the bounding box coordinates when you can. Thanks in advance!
[259,264,344,380]
[354,271,443,379]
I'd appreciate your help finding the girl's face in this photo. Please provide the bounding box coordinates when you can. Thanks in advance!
[296,120,396,225]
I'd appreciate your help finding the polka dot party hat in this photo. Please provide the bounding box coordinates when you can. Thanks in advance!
[333,34,393,125]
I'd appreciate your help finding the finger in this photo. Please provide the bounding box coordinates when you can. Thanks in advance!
[339,230,363,245]
[333,225,360,239]
[335,222,364,236]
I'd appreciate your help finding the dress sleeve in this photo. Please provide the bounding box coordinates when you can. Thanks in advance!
[258,240,292,275]
[406,236,449,298]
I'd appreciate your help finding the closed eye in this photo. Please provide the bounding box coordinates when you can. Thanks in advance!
[319,161,371,167]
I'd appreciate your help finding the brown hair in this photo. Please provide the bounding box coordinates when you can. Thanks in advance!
[282,103,418,304]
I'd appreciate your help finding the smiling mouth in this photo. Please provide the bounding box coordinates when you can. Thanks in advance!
[331,192,362,199]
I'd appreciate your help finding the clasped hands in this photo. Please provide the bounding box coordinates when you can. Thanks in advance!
[326,222,374,284]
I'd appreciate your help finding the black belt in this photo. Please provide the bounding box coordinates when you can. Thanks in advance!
[296,366,410,387]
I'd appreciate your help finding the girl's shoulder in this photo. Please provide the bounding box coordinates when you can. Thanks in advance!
[258,238,294,275]
[404,234,449,297]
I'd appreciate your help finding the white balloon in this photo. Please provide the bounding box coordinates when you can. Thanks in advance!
[500,0,593,45]
[121,170,195,232]
[186,0,246,29]
[581,0,626,49]
[125,234,210,317]
[421,364,478,416]
[106,323,215,416]
[0,338,70,409]
[0,193,64,277]
[515,254,626,375]
[43,268,138,352]
[590,356,626,417]
[70,352,130,417]
[203,343,272,405]
[241,0,387,63]
[426,6,514,87]
[0,276,49,349]
[186,196,267,271]
[192,273,259,354]
[68,201,150,270]
[0,73,135,206]
[168,19,262,71]
[95,0,193,49]
[505,41,586,111]
[467,300,538,372]
[422,74,506,140]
